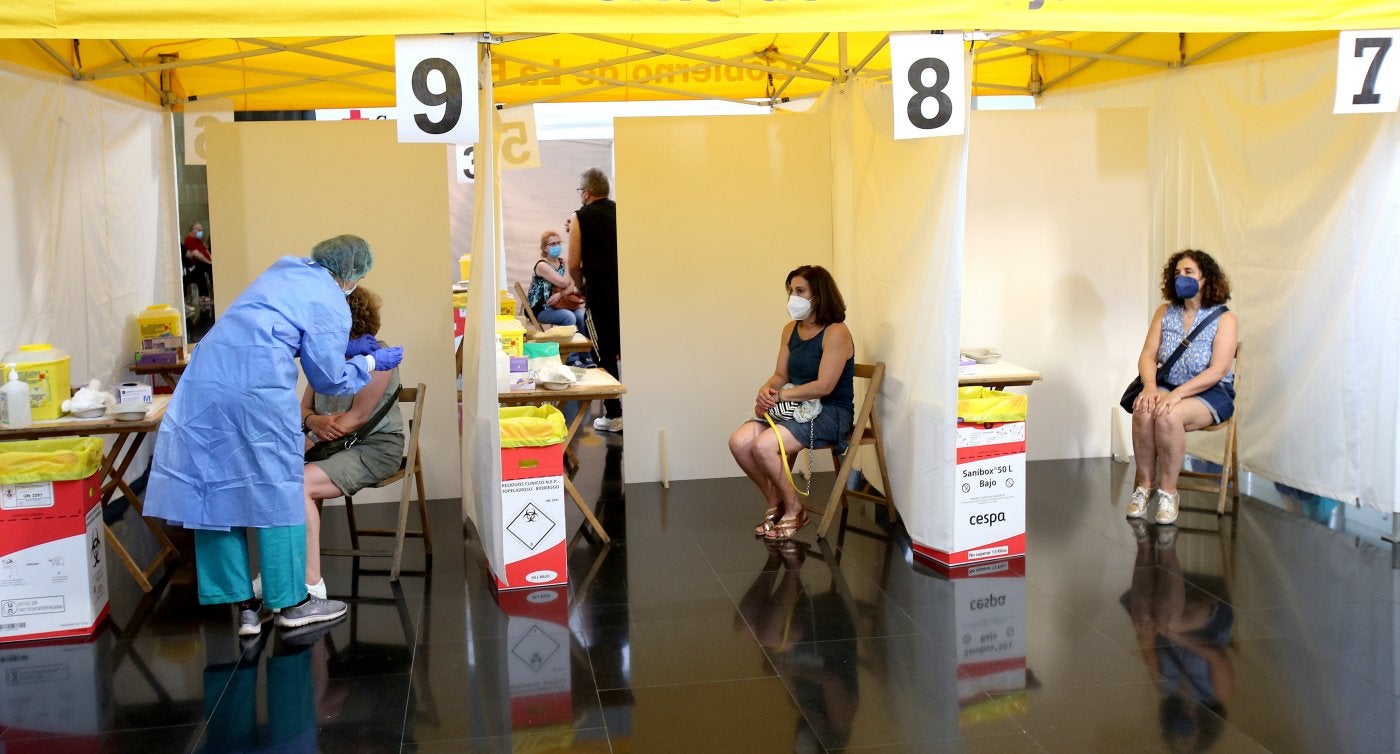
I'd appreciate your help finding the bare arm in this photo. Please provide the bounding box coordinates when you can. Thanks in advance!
[776,323,854,403]
[1155,312,1238,417]
[533,259,573,289]
[566,213,583,288]
[755,323,795,416]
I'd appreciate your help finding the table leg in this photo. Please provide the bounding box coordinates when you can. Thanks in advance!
[100,432,180,593]
[563,475,610,545]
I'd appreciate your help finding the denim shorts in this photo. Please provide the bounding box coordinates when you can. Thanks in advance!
[1161,380,1235,424]
[753,404,855,455]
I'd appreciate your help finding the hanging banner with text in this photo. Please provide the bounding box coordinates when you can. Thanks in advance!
[889,32,967,140]
[396,35,480,144]
[1334,30,1400,114]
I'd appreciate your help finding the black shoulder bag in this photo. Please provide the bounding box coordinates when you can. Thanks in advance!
[304,385,402,462]
[1120,306,1228,413]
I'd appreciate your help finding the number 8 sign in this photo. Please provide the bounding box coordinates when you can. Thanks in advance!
[889,32,967,140]
[396,35,479,144]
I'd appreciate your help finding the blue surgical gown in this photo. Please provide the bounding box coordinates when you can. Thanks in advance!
[145,256,373,530]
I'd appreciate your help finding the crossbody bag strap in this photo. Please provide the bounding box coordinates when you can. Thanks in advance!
[1157,306,1228,380]
[316,384,402,453]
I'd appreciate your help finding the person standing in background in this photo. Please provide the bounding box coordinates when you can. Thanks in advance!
[568,167,623,432]
[182,221,215,327]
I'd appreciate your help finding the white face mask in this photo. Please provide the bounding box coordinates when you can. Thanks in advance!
[787,294,813,321]
[342,283,357,296]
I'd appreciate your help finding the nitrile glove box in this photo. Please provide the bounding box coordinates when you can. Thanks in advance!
[0,472,110,643]
[495,444,567,590]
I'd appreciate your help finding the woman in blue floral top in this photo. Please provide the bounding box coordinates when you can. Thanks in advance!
[1125,250,1238,525]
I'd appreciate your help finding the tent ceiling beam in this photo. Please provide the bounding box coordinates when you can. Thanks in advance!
[31,39,79,78]
[975,32,1067,55]
[1041,32,1141,91]
[235,38,393,72]
[762,49,841,79]
[850,35,888,76]
[770,32,828,100]
[991,38,1172,68]
[172,70,393,106]
[108,39,165,104]
[202,59,382,84]
[84,37,359,80]
[576,32,835,83]
[1183,32,1249,66]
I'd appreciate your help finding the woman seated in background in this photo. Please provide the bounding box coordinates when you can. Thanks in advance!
[527,229,590,363]
[298,286,404,597]
[728,265,855,541]
[1125,249,1238,525]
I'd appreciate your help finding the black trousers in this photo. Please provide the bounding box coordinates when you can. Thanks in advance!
[590,297,622,418]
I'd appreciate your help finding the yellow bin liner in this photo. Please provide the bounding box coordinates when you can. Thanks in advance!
[957,387,1028,423]
[499,405,567,448]
[0,437,104,485]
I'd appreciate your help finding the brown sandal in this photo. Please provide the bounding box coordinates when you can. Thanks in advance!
[754,508,780,536]
[764,511,810,541]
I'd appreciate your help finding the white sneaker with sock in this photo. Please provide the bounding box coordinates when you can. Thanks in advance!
[592,416,623,432]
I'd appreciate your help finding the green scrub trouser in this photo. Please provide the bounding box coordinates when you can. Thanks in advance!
[195,525,307,610]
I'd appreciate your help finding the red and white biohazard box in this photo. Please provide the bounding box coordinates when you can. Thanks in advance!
[914,420,1026,567]
[0,472,110,643]
[498,585,572,727]
[494,444,568,590]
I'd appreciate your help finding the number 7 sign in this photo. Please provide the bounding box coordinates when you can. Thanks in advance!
[1335,30,1400,114]
[396,35,480,143]
[889,32,967,139]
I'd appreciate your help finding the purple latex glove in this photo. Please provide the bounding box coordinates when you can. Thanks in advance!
[345,334,378,357]
[370,346,403,371]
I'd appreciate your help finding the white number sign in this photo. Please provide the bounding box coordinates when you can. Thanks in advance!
[889,32,967,140]
[1335,30,1400,114]
[457,144,476,184]
[396,35,479,144]
[183,98,233,165]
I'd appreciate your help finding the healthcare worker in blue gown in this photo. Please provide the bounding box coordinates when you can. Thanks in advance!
[146,234,404,637]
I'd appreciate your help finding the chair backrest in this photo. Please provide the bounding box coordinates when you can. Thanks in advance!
[398,383,426,475]
[513,281,543,331]
[849,362,885,444]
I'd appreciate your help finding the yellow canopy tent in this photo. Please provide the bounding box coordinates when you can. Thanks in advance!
[0,1,1395,110]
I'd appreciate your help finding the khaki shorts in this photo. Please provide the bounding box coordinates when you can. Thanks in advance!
[309,430,404,497]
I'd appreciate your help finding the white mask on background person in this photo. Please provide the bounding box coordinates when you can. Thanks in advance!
[787,294,813,321]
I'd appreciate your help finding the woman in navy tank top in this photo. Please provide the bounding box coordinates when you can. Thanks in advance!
[728,265,855,541]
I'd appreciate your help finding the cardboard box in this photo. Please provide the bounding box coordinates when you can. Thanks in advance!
[116,382,153,404]
[914,420,1026,566]
[495,444,567,590]
[135,349,182,366]
[139,335,186,352]
[0,471,110,643]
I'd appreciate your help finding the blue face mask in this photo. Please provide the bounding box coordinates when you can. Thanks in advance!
[194,230,204,239]
[1174,275,1200,300]
[547,244,562,258]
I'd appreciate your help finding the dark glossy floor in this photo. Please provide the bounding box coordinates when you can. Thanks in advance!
[6,430,1400,753]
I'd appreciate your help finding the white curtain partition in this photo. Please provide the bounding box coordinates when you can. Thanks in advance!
[462,50,507,579]
[1047,42,1400,512]
[0,62,181,388]
[822,79,966,553]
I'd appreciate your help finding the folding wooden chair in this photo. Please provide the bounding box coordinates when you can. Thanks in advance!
[1178,343,1242,516]
[321,383,432,580]
[513,281,544,331]
[814,362,896,539]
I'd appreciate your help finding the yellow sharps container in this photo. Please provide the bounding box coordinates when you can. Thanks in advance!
[1,344,71,420]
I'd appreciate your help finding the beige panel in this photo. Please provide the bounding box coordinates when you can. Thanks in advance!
[615,114,834,484]
[963,107,1150,461]
[205,119,459,503]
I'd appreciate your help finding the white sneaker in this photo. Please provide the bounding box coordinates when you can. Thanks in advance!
[1125,487,1152,519]
[592,416,623,433]
[1154,490,1180,525]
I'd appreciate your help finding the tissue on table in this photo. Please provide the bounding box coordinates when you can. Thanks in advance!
[61,380,117,413]
[535,363,579,385]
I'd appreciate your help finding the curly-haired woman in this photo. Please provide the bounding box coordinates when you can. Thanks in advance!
[1125,250,1238,525]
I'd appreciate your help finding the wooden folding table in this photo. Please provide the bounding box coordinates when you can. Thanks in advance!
[0,396,179,592]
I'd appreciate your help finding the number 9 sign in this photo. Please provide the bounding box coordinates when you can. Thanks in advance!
[889,32,967,140]
[396,35,479,144]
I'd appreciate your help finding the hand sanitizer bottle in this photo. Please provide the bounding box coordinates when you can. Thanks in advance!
[1,368,32,429]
